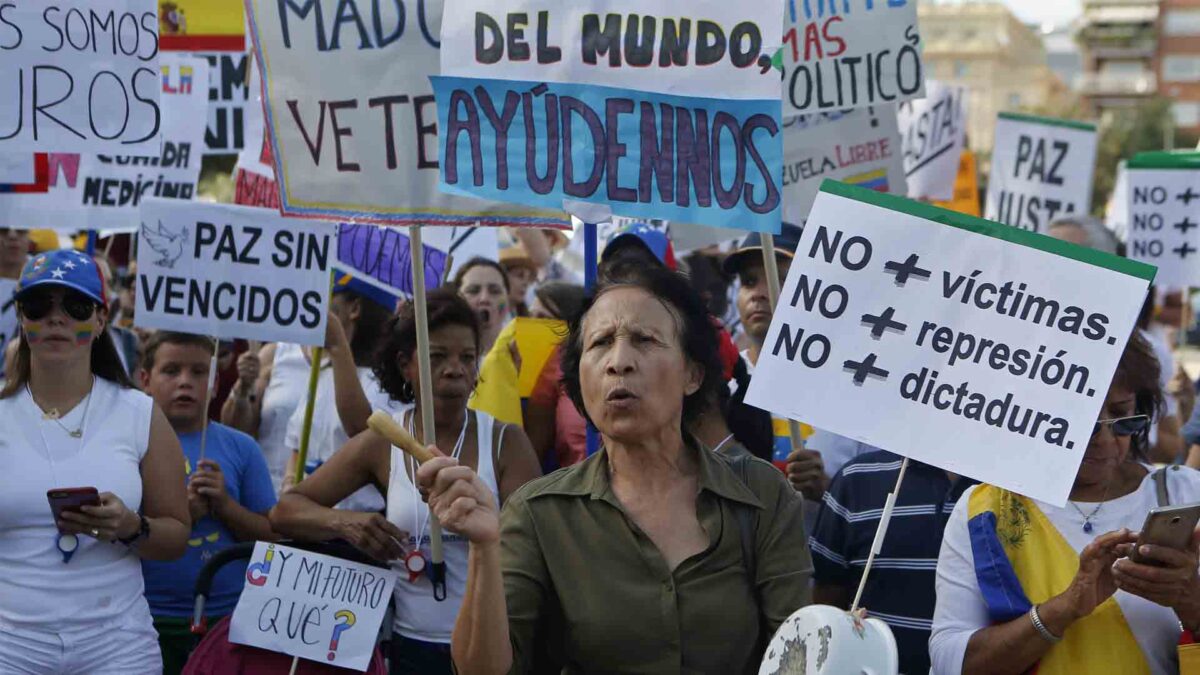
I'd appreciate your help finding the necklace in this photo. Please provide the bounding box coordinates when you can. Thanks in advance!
[29,380,94,439]
[404,408,469,582]
[711,433,735,454]
[1068,483,1112,534]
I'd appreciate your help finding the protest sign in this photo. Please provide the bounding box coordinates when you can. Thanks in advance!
[337,223,447,299]
[244,0,568,228]
[228,542,394,672]
[433,0,784,232]
[136,199,333,345]
[746,181,1154,505]
[0,154,49,193]
[159,0,245,51]
[781,106,906,225]
[985,113,1097,233]
[1,55,209,231]
[898,81,966,202]
[0,0,161,153]
[933,149,980,217]
[779,0,924,116]
[1127,151,1200,290]
[201,52,250,154]
[1106,161,1129,242]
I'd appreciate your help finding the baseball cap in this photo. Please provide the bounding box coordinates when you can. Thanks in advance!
[721,222,804,276]
[14,249,107,306]
[332,270,400,312]
[602,223,676,271]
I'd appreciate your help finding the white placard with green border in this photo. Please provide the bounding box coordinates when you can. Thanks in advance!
[985,113,1098,233]
[1126,151,1200,290]
[746,181,1154,506]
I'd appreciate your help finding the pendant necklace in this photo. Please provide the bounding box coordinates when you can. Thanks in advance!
[30,378,95,562]
[29,382,94,439]
[1068,484,1112,534]
[405,408,468,583]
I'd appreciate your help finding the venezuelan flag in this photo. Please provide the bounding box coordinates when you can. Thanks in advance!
[842,168,889,193]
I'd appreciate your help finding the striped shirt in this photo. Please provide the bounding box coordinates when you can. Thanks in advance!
[810,451,975,675]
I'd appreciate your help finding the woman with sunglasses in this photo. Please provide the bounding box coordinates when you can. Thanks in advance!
[930,333,1200,675]
[0,250,189,673]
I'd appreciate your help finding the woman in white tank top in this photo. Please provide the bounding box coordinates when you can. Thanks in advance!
[0,250,189,674]
[270,288,541,674]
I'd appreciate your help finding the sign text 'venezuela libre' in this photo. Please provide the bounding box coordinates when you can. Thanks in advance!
[747,181,1155,506]
[434,0,785,232]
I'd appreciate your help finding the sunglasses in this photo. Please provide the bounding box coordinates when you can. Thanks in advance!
[1092,414,1150,438]
[19,289,98,322]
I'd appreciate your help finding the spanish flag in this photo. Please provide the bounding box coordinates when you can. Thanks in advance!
[159,0,245,52]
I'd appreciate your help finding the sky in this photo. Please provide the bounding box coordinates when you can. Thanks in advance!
[998,0,1082,26]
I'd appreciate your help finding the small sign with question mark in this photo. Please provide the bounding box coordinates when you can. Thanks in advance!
[328,610,357,661]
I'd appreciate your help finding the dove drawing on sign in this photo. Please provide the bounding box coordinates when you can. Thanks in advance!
[141,220,189,269]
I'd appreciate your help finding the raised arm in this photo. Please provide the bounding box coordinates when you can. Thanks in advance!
[327,315,372,438]
[221,342,274,435]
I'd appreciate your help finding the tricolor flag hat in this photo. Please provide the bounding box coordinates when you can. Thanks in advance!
[14,249,107,306]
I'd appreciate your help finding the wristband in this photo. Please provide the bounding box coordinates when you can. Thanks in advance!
[1030,604,1062,643]
[118,514,150,547]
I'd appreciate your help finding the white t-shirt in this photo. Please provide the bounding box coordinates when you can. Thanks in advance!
[386,406,502,642]
[0,379,154,630]
[259,343,314,491]
[285,366,393,512]
[930,467,1200,675]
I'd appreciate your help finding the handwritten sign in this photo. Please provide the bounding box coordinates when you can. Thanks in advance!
[0,55,208,231]
[781,105,906,225]
[245,0,568,228]
[135,199,333,345]
[780,0,924,116]
[746,181,1154,506]
[337,223,448,299]
[898,80,966,202]
[229,542,394,672]
[201,52,250,154]
[1126,151,1200,290]
[433,0,784,232]
[0,0,161,153]
[985,113,1097,233]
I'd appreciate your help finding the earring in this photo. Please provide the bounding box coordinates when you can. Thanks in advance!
[401,379,415,400]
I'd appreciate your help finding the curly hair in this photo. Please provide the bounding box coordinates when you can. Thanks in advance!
[1110,330,1166,460]
[372,288,480,405]
[559,265,723,427]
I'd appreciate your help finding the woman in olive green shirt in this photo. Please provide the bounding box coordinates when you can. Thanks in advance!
[418,266,813,674]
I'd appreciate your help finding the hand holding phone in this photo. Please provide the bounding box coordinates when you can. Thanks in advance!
[1129,503,1200,566]
[47,487,101,527]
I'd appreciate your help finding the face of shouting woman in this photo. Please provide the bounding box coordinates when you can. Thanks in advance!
[459,265,508,334]
[577,286,701,445]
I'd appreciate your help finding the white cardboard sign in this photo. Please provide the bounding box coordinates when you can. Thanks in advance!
[1127,155,1200,290]
[782,106,906,226]
[779,0,924,115]
[985,113,1098,233]
[0,0,162,153]
[228,542,395,673]
[898,81,966,202]
[200,52,251,155]
[746,182,1154,506]
[135,199,333,345]
[244,0,568,228]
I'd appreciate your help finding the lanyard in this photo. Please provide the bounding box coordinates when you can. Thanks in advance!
[405,408,469,552]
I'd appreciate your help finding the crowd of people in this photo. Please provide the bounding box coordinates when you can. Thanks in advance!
[2,218,1200,674]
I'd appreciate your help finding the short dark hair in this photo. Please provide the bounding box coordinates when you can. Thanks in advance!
[373,288,480,404]
[335,288,394,367]
[141,331,214,372]
[453,257,510,294]
[559,265,722,427]
[1111,330,1165,460]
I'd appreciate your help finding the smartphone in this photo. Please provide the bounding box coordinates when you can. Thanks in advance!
[1130,503,1200,565]
[47,487,100,523]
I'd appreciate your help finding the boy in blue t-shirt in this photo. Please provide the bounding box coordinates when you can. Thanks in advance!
[139,331,277,675]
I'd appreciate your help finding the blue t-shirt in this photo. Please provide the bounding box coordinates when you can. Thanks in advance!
[142,423,277,617]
